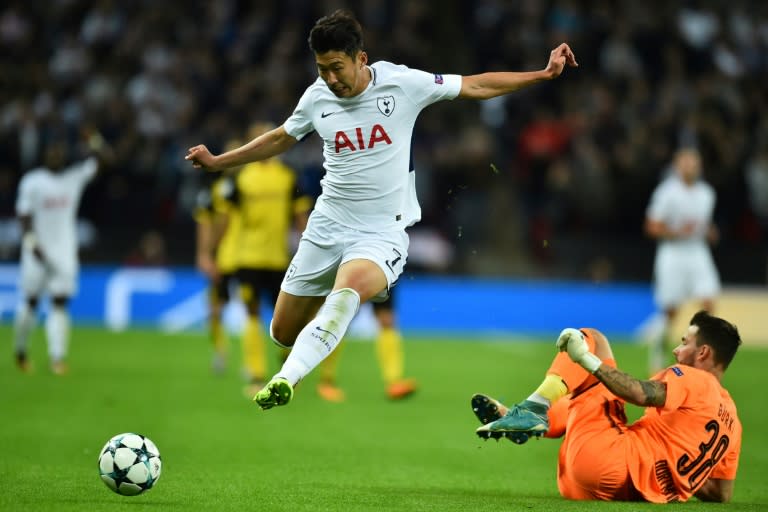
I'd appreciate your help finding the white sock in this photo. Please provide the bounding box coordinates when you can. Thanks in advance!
[46,307,70,362]
[14,302,36,354]
[526,393,551,408]
[276,288,360,386]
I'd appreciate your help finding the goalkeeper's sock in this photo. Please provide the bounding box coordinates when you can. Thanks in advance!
[376,326,404,384]
[242,316,266,381]
[275,288,360,386]
[527,374,568,408]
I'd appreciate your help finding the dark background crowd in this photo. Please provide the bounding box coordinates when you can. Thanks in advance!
[1,0,766,284]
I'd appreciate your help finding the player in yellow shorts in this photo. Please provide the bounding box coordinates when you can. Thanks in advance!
[194,164,241,374]
[222,122,312,396]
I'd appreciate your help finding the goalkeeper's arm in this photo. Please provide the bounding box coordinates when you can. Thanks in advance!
[594,365,667,407]
[557,328,667,407]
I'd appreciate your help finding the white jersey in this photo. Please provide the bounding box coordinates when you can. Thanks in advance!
[284,61,462,231]
[646,173,716,251]
[646,172,720,307]
[16,157,98,262]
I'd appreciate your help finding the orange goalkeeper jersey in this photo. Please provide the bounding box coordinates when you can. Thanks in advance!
[626,365,741,503]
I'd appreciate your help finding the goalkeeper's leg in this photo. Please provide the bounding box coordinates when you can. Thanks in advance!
[476,329,614,443]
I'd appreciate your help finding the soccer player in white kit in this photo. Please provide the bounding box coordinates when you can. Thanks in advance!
[645,148,721,374]
[186,9,579,409]
[14,134,107,375]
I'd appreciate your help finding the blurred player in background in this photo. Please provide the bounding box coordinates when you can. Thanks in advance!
[196,125,312,396]
[186,9,578,409]
[644,148,720,374]
[316,292,417,402]
[194,141,242,374]
[474,311,741,503]
[228,122,312,396]
[13,129,111,374]
[371,294,417,399]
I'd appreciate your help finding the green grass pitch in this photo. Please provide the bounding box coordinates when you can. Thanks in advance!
[1,325,766,511]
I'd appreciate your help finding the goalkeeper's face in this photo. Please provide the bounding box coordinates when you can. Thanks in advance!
[673,325,701,367]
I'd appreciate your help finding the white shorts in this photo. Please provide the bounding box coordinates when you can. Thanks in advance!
[19,248,78,298]
[653,244,720,309]
[281,211,409,302]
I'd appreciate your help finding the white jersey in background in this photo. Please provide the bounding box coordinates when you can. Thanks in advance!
[284,61,462,232]
[646,173,720,307]
[16,157,98,293]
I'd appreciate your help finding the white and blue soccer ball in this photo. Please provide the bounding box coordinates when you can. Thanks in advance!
[97,433,162,496]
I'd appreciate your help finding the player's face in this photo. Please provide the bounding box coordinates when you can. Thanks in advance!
[675,150,701,184]
[315,50,368,98]
[44,143,67,172]
[673,325,701,367]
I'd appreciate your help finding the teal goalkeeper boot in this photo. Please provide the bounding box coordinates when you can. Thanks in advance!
[253,377,294,410]
[471,393,509,425]
[475,399,549,444]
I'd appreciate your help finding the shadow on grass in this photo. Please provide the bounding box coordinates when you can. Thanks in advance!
[53,497,187,507]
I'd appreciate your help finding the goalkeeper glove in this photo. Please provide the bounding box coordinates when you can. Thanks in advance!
[556,328,602,373]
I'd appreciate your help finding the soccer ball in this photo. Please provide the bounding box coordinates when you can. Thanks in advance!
[97,433,162,496]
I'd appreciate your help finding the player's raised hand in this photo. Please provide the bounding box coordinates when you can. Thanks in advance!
[556,328,601,373]
[556,328,587,355]
[186,145,217,170]
[545,43,578,79]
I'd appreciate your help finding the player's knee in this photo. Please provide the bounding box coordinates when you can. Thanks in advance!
[51,296,70,309]
[269,319,294,349]
[582,328,613,360]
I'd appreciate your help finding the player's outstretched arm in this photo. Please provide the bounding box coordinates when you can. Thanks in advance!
[644,217,698,240]
[186,125,298,171]
[458,43,578,100]
[556,328,667,407]
[195,220,218,280]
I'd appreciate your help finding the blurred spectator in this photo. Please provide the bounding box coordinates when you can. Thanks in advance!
[746,144,768,230]
[124,230,167,267]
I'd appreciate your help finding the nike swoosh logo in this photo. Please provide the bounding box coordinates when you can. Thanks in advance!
[321,111,339,118]
[315,326,339,343]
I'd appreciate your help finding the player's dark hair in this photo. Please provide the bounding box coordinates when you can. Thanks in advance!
[690,310,741,369]
[308,9,364,57]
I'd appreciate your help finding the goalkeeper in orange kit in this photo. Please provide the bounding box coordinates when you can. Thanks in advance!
[473,311,742,503]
